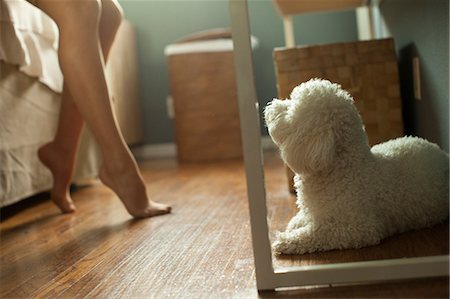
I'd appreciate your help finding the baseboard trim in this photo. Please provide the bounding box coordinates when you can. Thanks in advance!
[131,142,177,160]
[132,136,276,160]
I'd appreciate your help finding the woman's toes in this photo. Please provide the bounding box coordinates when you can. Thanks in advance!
[52,194,76,213]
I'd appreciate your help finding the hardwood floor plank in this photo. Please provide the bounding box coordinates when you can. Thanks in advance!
[72,162,256,298]
[1,151,447,298]
[1,184,139,295]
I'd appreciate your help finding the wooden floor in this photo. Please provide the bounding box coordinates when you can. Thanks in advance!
[1,151,448,298]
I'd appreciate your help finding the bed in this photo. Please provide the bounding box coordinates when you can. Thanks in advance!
[0,0,144,207]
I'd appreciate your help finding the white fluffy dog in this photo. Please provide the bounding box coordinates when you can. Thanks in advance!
[264,78,449,255]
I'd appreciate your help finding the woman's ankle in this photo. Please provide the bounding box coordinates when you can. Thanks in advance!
[38,142,75,180]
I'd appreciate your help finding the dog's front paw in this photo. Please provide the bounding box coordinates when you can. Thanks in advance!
[272,227,315,255]
[286,212,308,230]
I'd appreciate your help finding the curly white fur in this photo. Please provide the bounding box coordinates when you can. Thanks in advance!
[264,79,449,255]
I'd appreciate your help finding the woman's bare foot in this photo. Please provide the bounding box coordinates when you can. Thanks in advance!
[38,142,76,213]
[99,157,171,218]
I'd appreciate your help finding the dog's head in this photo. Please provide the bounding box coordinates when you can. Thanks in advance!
[264,79,367,175]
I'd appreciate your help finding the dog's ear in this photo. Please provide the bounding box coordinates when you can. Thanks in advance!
[264,99,291,146]
[285,127,335,174]
[302,128,335,173]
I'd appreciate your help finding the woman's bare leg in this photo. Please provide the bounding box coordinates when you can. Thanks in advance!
[38,86,83,213]
[37,0,170,217]
[38,0,122,213]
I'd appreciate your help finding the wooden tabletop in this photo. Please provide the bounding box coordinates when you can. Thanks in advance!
[272,0,368,16]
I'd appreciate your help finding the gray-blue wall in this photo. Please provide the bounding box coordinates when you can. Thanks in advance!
[119,0,358,145]
[381,0,449,152]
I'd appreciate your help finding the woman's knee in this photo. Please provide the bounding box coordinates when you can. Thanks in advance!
[38,0,102,31]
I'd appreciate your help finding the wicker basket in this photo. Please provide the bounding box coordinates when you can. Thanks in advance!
[166,30,245,163]
[273,38,404,192]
